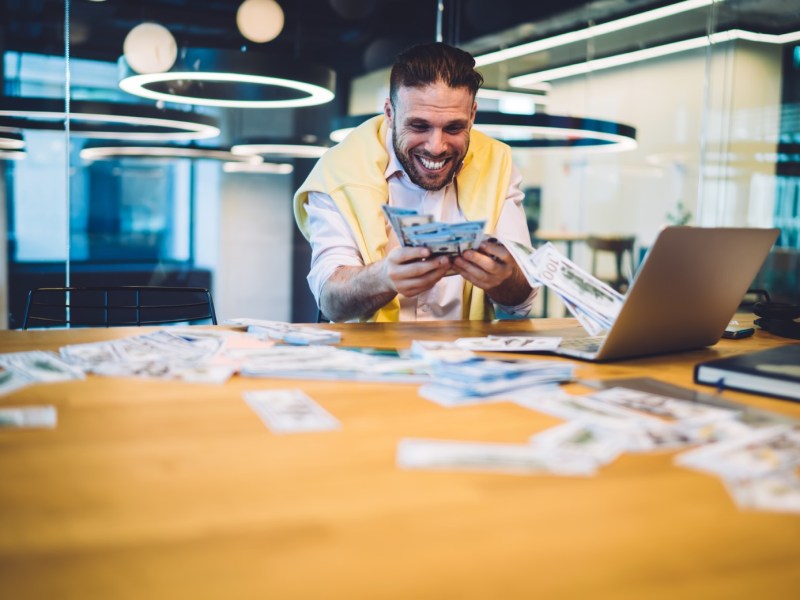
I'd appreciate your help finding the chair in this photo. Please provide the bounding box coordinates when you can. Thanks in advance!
[21,286,217,329]
[586,235,637,293]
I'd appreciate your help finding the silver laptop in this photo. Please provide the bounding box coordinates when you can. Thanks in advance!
[543,226,779,362]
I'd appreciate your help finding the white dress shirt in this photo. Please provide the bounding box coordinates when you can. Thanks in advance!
[305,127,537,321]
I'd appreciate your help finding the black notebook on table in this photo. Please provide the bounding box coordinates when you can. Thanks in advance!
[694,344,800,402]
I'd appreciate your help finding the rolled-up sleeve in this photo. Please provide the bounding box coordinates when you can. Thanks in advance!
[304,191,365,305]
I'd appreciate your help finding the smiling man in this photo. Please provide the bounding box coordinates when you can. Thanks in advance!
[294,43,536,322]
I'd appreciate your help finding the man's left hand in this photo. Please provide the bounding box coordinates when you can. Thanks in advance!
[451,238,532,306]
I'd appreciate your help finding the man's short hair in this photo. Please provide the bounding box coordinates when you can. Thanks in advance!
[389,42,484,106]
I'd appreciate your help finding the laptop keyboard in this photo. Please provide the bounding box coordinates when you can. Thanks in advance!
[558,336,606,354]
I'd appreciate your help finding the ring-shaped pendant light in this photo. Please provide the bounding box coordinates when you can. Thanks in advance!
[330,113,636,152]
[119,48,336,109]
[231,136,331,159]
[0,130,25,150]
[0,97,220,141]
[79,142,263,163]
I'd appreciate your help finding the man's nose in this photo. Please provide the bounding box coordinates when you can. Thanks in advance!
[425,129,447,155]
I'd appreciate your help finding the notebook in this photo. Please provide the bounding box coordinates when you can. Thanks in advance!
[694,344,800,402]
[538,226,780,362]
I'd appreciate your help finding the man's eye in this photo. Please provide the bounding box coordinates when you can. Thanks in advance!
[409,123,428,132]
[445,126,465,134]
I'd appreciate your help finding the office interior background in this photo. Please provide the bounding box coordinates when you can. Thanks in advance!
[1,0,798,328]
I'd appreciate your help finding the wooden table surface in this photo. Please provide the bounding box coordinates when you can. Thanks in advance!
[1,318,799,599]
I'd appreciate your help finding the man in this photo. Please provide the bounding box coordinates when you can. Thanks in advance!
[294,42,536,322]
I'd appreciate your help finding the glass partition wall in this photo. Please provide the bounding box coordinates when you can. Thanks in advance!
[2,0,798,328]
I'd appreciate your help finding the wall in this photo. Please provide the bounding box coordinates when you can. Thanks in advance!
[525,39,783,251]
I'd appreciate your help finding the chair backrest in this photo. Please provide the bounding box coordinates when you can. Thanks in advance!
[22,286,217,329]
[586,235,637,292]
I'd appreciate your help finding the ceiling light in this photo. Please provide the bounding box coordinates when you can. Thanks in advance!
[237,0,284,43]
[231,137,331,159]
[329,113,636,152]
[473,113,637,152]
[0,149,26,161]
[0,130,25,150]
[474,0,718,67]
[329,114,376,142]
[79,143,263,163]
[0,97,220,141]
[223,161,294,174]
[509,29,800,87]
[123,22,177,74]
[119,48,336,109]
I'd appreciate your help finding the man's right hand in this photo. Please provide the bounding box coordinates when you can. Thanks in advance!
[319,246,451,322]
[381,246,452,298]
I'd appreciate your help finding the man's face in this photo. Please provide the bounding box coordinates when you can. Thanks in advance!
[385,82,476,191]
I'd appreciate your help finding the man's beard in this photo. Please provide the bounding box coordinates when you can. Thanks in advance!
[392,125,466,192]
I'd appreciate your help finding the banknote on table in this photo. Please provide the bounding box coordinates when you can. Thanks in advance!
[722,472,800,514]
[0,405,57,428]
[396,437,597,476]
[243,389,340,434]
[587,387,739,426]
[59,330,235,383]
[224,318,341,345]
[0,350,85,396]
[409,340,477,363]
[240,345,431,383]
[674,424,800,479]
[453,335,562,352]
[382,204,486,258]
[423,357,575,399]
[529,421,627,467]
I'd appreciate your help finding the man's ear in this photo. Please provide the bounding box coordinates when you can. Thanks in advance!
[469,101,477,126]
[383,98,393,124]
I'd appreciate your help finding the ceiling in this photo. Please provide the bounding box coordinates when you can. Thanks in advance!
[2,0,799,84]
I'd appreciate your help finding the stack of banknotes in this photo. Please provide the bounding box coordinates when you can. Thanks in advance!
[418,356,575,406]
[502,239,625,335]
[224,318,342,345]
[382,205,486,258]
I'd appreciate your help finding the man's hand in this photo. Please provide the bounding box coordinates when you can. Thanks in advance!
[451,238,532,306]
[381,246,452,298]
[320,246,451,322]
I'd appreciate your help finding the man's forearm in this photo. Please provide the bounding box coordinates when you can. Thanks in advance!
[485,264,532,307]
[319,264,397,322]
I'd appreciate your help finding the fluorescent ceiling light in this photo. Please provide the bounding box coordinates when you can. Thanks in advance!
[475,0,718,67]
[509,29,800,86]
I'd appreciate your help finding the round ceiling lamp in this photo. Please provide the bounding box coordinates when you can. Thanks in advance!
[231,136,331,159]
[0,130,25,150]
[0,149,26,161]
[237,0,284,43]
[223,161,294,174]
[0,97,220,141]
[123,22,178,74]
[79,143,263,163]
[119,48,336,109]
[330,113,636,152]
[473,113,637,152]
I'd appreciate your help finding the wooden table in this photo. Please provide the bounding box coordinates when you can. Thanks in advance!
[1,318,799,599]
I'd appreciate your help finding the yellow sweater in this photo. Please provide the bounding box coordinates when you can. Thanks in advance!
[294,115,513,322]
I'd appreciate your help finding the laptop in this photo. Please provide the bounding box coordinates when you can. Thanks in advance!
[540,226,780,362]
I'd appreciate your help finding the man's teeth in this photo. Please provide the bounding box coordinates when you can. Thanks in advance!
[419,156,446,170]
